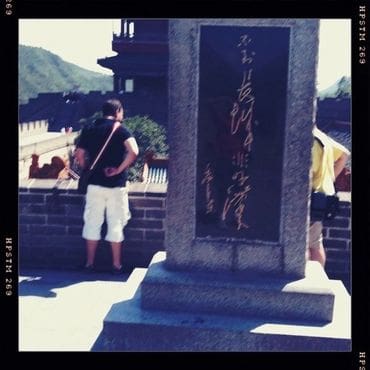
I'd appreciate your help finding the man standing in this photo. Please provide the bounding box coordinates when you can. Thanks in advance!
[74,99,139,273]
[308,125,350,267]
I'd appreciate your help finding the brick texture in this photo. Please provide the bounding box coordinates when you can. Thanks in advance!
[18,182,351,292]
[19,183,167,272]
[322,199,351,292]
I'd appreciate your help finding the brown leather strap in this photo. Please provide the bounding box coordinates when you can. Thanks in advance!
[89,121,121,170]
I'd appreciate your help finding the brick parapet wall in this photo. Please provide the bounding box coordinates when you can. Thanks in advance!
[322,192,351,292]
[19,180,166,272]
[19,180,351,291]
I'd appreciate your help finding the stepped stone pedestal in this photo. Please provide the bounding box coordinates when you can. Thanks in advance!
[94,252,350,351]
[94,19,351,351]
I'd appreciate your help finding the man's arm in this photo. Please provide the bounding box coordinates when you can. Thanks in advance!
[334,152,349,179]
[330,138,350,180]
[105,137,139,177]
[74,147,88,170]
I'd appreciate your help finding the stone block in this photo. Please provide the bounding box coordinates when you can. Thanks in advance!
[124,229,144,240]
[129,198,164,208]
[29,225,67,235]
[19,194,45,203]
[323,217,349,228]
[95,269,350,352]
[329,229,351,239]
[145,230,165,241]
[67,226,83,236]
[20,215,46,225]
[47,215,68,225]
[141,260,335,323]
[145,209,166,219]
[324,239,348,250]
[128,219,163,230]
[130,209,145,218]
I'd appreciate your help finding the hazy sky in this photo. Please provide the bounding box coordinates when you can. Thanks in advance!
[317,19,351,90]
[19,19,351,91]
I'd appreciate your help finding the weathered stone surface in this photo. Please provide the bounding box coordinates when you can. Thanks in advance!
[166,19,319,278]
[95,257,350,351]
[141,260,335,322]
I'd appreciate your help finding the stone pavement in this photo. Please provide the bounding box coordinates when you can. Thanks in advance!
[19,264,351,352]
[19,267,147,351]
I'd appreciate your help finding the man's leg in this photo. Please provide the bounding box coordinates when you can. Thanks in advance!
[308,221,326,267]
[85,239,99,267]
[106,187,131,271]
[309,244,326,267]
[110,242,122,270]
[82,185,106,268]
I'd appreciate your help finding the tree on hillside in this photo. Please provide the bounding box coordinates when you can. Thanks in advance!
[124,116,168,181]
[19,45,112,104]
[335,77,351,98]
[318,76,351,99]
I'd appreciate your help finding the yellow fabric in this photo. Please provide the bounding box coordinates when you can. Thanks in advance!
[311,128,350,195]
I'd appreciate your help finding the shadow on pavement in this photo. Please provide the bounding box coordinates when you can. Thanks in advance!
[19,269,131,298]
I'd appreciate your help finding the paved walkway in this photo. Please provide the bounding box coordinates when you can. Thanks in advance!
[19,268,147,351]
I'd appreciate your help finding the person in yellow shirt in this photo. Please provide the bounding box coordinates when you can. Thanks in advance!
[308,126,350,267]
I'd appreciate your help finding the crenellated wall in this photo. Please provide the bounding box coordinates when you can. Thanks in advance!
[18,180,350,291]
[19,120,49,137]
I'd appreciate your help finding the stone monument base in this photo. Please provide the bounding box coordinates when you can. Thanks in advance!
[93,252,351,352]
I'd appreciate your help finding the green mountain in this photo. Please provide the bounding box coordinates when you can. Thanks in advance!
[318,76,351,99]
[19,45,113,104]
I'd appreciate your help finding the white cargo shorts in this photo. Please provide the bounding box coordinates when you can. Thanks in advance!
[82,184,131,243]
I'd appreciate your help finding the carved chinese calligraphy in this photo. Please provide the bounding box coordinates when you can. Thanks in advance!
[197,26,289,241]
[201,163,216,215]
[220,34,255,230]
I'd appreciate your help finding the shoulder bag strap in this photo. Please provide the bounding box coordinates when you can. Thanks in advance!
[89,121,121,171]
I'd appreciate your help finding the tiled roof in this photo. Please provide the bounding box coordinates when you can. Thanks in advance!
[19,90,168,131]
[19,92,122,132]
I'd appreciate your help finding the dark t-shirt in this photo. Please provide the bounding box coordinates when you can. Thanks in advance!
[77,118,133,188]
